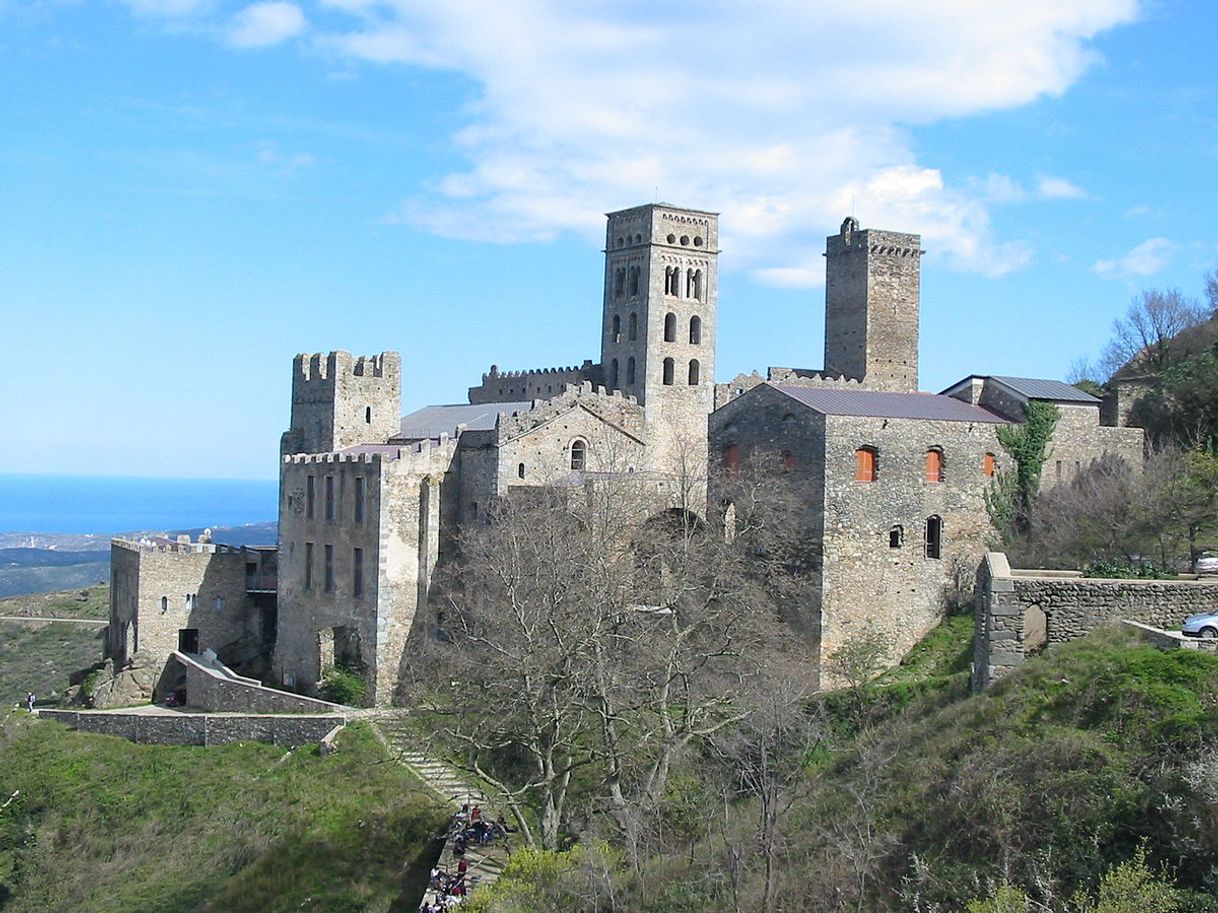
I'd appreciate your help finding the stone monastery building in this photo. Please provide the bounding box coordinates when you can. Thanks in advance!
[109,203,1143,704]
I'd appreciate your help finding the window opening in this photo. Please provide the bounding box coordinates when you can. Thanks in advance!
[925,449,944,483]
[686,268,702,300]
[325,475,335,520]
[889,526,903,548]
[629,312,638,341]
[571,440,586,471]
[365,406,371,424]
[663,358,675,385]
[665,266,680,296]
[688,359,700,385]
[324,544,334,592]
[724,444,741,476]
[855,447,877,482]
[614,268,625,299]
[612,314,621,339]
[609,358,619,388]
[925,516,942,559]
[354,477,365,524]
[353,547,364,598]
[664,312,677,342]
[626,357,636,385]
[305,542,314,590]
[517,462,525,479]
[628,265,640,297]
[306,475,315,519]
[689,315,701,344]
[782,450,796,473]
[983,452,996,477]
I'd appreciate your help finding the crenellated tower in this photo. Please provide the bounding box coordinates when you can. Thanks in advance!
[823,217,923,393]
[281,351,401,456]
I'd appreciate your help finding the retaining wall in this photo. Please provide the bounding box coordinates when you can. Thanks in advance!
[973,552,1218,690]
[38,709,346,748]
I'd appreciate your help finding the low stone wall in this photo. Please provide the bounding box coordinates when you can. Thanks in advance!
[177,652,345,715]
[973,552,1218,690]
[38,709,346,748]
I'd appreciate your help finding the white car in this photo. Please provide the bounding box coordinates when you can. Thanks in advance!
[1196,553,1218,575]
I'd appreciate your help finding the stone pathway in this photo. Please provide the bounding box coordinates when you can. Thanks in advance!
[370,713,509,907]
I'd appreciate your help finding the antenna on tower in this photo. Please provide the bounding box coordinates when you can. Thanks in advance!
[654,186,659,203]
[851,194,856,219]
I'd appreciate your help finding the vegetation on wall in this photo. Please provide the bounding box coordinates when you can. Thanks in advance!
[986,400,1060,537]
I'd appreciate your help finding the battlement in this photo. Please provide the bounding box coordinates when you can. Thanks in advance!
[498,381,645,444]
[294,351,399,382]
[481,360,594,382]
[826,218,922,258]
[282,433,459,467]
[112,535,244,556]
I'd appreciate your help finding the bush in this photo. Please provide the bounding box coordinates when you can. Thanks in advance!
[320,668,366,706]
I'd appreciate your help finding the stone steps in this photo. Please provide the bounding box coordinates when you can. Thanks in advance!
[368,713,508,907]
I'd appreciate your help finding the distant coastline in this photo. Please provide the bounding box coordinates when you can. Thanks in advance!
[0,474,278,537]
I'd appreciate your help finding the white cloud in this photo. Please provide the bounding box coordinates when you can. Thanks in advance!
[1094,237,1175,278]
[227,1,305,48]
[119,0,214,16]
[1035,176,1086,200]
[221,1,1139,277]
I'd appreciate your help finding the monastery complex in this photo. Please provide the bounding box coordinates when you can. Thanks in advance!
[107,203,1145,705]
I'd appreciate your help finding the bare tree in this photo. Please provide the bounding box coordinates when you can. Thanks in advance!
[1099,289,1206,380]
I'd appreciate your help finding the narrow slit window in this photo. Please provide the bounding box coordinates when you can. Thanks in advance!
[983,452,996,477]
[688,359,700,385]
[663,357,675,385]
[664,312,677,342]
[609,358,619,388]
[925,516,942,559]
[354,477,365,524]
[626,357,636,385]
[724,444,741,476]
[517,462,525,479]
[629,312,638,341]
[689,316,701,344]
[324,544,334,592]
[305,542,314,590]
[353,547,364,598]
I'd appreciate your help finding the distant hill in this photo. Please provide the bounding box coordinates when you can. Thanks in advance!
[0,521,277,599]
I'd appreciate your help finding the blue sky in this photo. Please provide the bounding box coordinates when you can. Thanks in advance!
[1,0,1215,479]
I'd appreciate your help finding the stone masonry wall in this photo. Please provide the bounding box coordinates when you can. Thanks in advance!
[39,709,345,749]
[818,412,1003,678]
[179,653,346,714]
[972,551,1218,689]
[468,361,600,404]
[1043,404,1144,487]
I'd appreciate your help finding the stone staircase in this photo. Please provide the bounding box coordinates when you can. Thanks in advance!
[371,713,508,903]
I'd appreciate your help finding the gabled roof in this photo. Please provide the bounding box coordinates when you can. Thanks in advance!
[769,385,1010,423]
[398,402,534,440]
[942,375,1099,404]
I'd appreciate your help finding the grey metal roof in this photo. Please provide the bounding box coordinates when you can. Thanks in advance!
[398,402,534,440]
[770,385,1010,423]
[988,376,1100,403]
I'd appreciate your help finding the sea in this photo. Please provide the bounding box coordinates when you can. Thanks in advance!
[0,474,279,536]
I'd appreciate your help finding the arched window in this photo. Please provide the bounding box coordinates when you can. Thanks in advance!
[612,314,621,339]
[628,265,640,297]
[782,450,796,473]
[614,268,625,299]
[925,448,944,483]
[665,266,680,296]
[689,315,701,344]
[855,447,878,482]
[664,312,677,342]
[688,359,700,385]
[160,596,168,613]
[628,312,638,341]
[723,444,741,476]
[925,515,942,559]
[517,463,525,479]
[983,452,996,477]
[686,268,702,300]
[889,525,903,548]
[609,358,619,388]
[626,357,636,385]
[663,357,675,385]
[570,440,586,471]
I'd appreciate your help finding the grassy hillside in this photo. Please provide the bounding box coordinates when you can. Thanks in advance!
[0,585,109,707]
[471,623,1218,913]
[0,717,448,913]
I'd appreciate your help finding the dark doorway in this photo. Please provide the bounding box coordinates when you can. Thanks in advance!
[178,628,199,653]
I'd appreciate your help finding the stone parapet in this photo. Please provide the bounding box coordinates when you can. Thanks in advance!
[37,709,347,748]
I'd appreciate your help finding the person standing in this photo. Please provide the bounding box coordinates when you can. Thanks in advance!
[25,692,35,712]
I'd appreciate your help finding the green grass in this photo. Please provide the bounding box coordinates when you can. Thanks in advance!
[0,717,449,913]
[0,585,110,707]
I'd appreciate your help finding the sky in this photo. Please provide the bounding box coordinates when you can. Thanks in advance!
[1,0,1215,480]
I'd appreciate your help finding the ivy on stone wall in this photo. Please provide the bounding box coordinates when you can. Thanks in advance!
[986,401,1061,537]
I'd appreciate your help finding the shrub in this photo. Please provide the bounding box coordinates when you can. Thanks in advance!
[320,668,366,706]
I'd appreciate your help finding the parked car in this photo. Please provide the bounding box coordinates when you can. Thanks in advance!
[1181,611,1218,638]
[1196,552,1218,575]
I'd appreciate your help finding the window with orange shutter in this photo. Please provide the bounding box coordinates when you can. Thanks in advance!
[983,452,996,477]
[855,448,877,482]
[925,449,944,482]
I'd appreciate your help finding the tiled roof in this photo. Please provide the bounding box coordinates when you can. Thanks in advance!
[398,402,534,440]
[988,375,1100,404]
[770,385,1010,423]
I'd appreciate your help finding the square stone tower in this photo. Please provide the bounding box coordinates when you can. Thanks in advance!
[600,203,719,479]
[823,217,923,393]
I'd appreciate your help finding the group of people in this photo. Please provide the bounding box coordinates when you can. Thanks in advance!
[419,802,515,912]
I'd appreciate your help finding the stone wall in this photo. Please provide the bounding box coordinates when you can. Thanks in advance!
[468,361,599,404]
[108,538,257,685]
[38,709,345,748]
[178,652,347,714]
[972,551,1218,689]
[1043,404,1144,486]
[281,351,401,456]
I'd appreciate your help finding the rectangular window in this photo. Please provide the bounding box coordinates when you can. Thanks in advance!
[306,475,315,519]
[855,448,877,482]
[325,476,335,521]
[354,477,365,524]
[353,547,364,598]
[305,542,314,590]
[324,544,334,592]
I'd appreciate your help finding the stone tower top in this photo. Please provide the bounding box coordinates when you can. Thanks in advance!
[823,219,923,393]
[281,351,402,456]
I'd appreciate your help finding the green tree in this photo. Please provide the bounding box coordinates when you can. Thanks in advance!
[986,401,1060,538]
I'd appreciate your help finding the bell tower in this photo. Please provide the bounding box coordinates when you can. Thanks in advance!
[600,203,719,478]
